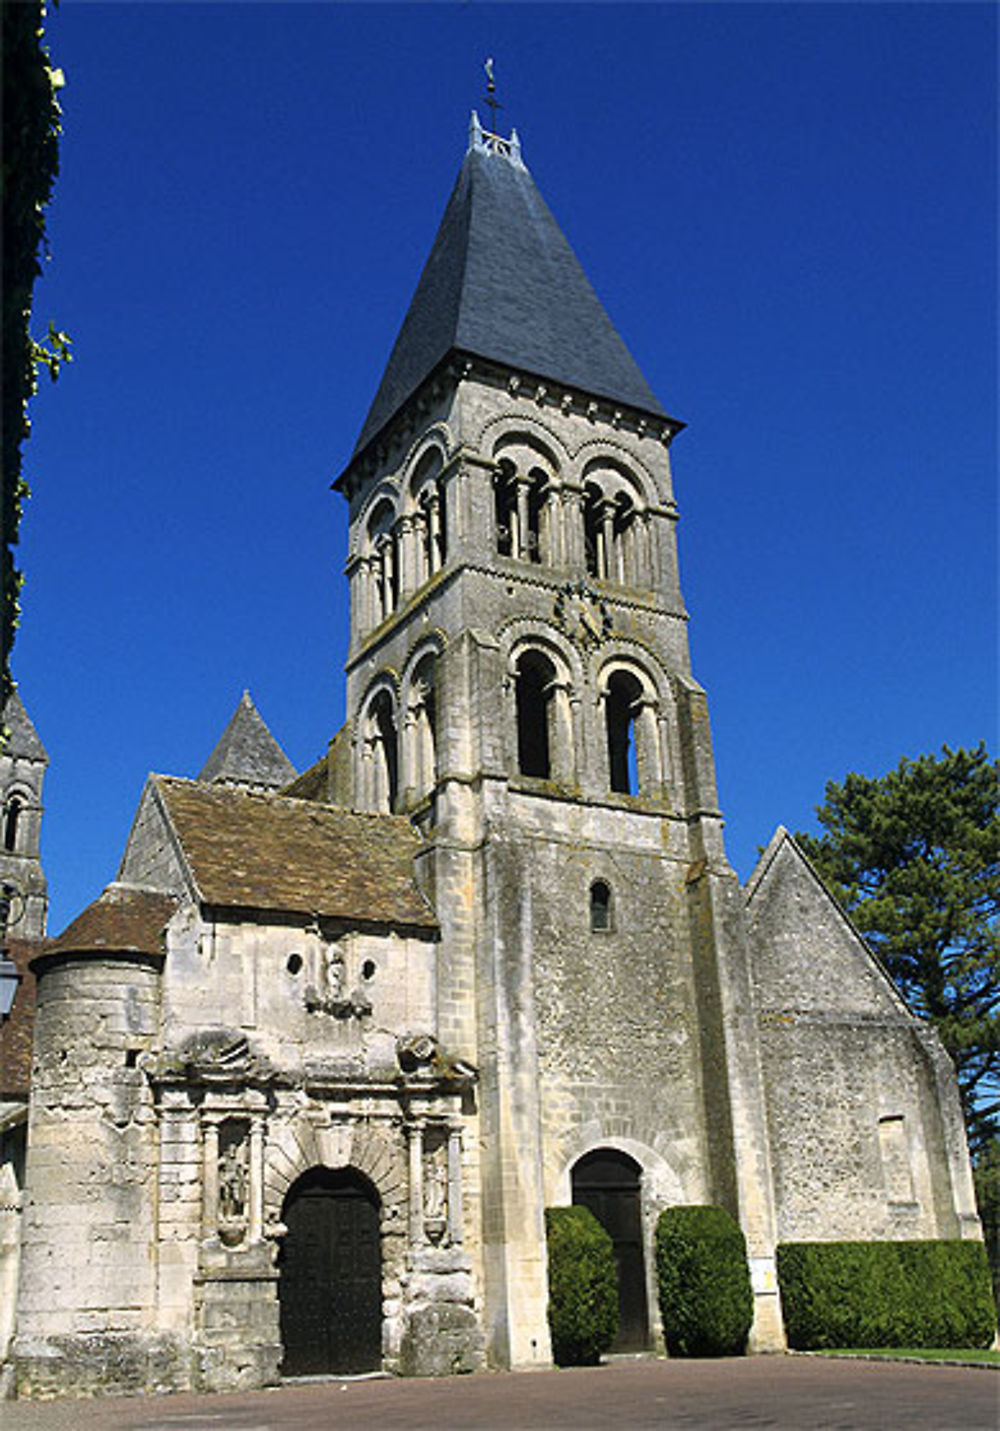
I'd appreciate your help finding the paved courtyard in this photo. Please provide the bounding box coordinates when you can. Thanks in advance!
[1,1356,997,1431]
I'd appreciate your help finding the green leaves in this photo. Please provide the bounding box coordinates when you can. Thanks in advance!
[777,1240,996,1350]
[797,744,999,1155]
[544,1206,619,1365]
[654,1205,753,1357]
[2,0,65,706]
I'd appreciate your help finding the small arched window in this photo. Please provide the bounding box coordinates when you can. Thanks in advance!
[590,880,612,932]
[3,797,22,852]
[606,670,643,795]
[407,653,437,800]
[411,450,445,584]
[368,689,399,812]
[515,650,556,779]
[367,498,398,622]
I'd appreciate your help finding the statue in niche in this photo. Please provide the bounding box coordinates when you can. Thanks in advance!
[304,943,372,1019]
[218,1122,250,1246]
[326,949,346,1002]
[424,1142,448,1240]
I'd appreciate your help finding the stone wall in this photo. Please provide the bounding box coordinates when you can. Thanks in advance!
[14,954,187,1396]
[746,832,982,1245]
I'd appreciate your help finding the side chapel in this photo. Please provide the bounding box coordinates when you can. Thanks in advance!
[9,116,982,1396]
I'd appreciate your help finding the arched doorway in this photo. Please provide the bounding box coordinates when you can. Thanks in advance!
[572,1149,649,1351]
[278,1166,382,1376]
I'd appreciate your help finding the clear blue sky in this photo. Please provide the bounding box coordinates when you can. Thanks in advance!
[14,2,997,934]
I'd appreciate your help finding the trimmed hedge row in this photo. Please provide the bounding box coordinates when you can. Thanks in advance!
[655,1205,753,1357]
[544,1206,619,1365]
[777,1240,997,1349]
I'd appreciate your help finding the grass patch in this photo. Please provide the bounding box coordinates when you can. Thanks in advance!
[815,1347,999,1365]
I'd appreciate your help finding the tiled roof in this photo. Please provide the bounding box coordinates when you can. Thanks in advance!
[353,137,669,459]
[155,777,437,930]
[47,885,178,957]
[1,690,47,763]
[198,691,297,790]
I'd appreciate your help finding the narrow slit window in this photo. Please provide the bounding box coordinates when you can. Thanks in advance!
[590,880,612,932]
[3,797,22,852]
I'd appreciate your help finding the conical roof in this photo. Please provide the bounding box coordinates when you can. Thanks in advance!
[198,691,296,790]
[1,689,47,763]
[353,122,668,458]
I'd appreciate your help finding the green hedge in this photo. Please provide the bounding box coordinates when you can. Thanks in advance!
[655,1205,753,1357]
[544,1206,619,1366]
[777,1241,997,1349]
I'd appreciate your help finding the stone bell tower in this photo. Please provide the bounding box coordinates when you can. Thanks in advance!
[0,691,48,940]
[333,114,785,1364]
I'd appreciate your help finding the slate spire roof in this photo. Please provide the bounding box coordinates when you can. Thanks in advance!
[198,691,296,791]
[2,690,48,763]
[353,115,669,458]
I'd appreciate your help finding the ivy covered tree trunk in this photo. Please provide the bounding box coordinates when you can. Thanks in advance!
[2,0,64,709]
[796,744,999,1157]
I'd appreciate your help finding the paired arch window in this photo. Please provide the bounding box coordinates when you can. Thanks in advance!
[358,453,447,636]
[494,460,549,564]
[584,483,641,585]
[361,652,440,813]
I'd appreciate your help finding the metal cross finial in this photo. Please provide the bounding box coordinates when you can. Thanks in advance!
[483,57,502,131]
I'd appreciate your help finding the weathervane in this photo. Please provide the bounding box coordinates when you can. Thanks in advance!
[483,57,502,131]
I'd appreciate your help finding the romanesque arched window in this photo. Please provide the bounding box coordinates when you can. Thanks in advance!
[590,880,612,932]
[366,689,398,812]
[3,796,22,852]
[405,653,437,802]
[409,450,446,589]
[582,464,648,586]
[493,442,558,566]
[612,492,637,584]
[366,498,398,624]
[512,647,575,785]
[606,670,643,794]
[601,663,667,799]
[515,650,554,778]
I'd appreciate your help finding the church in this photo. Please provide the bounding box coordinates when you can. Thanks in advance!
[3,114,982,1397]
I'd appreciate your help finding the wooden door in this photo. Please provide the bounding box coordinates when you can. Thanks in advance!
[278,1168,382,1376]
[572,1149,649,1352]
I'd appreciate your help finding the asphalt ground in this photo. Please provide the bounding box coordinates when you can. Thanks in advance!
[1,1357,997,1431]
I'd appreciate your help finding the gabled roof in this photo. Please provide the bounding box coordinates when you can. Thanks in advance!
[1,690,47,763]
[353,123,669,459]
[198,691,297,790]
[153,776,437,930]
[744,826,911,1017]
